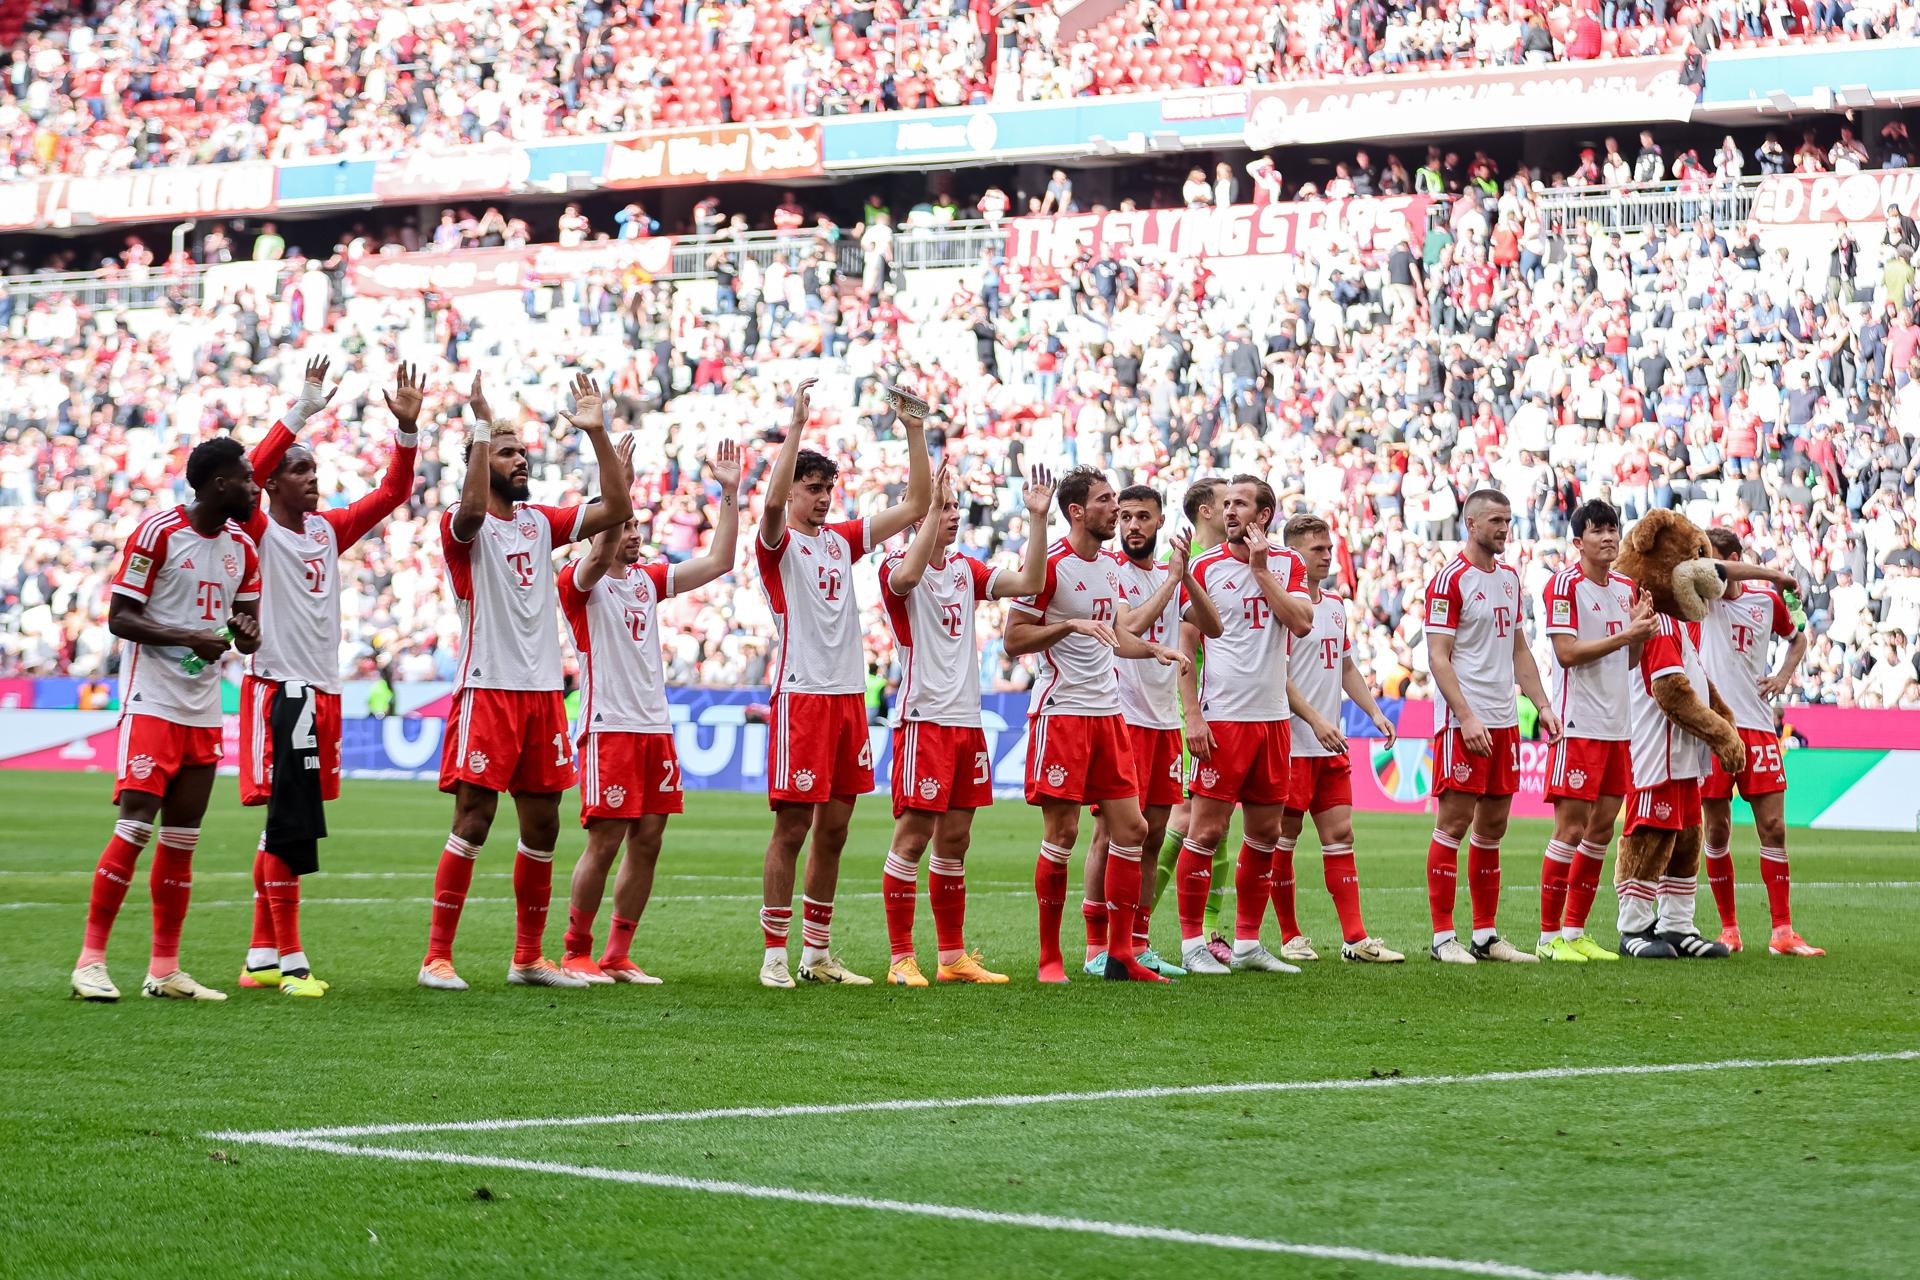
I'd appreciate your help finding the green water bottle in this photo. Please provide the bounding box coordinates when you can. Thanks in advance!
[179,626,233,675]
[1781,588,1808,633]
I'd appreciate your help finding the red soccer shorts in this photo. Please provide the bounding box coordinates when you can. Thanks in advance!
[114,713,222,803]
[1701,726,1788,801]
[238,675,342,806]
[1025,713,1139,806]
[1286,752,1354,815]
[440,687,577,796]
[579,731,684,823]
[1129,724,1185,808]
[769,691,874,806]
[1434,724,1521,797]
[1624,777,1703,834]
[1189,720,1292,807]
[891,720,994,817]
[1544,736,1631,804]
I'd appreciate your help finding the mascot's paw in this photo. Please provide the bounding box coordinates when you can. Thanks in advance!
[1659,929,1731,959]
[1620,930,1679,959]
[1713,735,1746,775]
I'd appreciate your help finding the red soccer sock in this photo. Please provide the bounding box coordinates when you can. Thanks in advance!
[1425,829,1462,935]
[1035,842,1071,976]
[1704,843,1738,928]
[148,826,199,974]
[262,851,302,957]
[1233,839,1274,943]
[928,855,967,959]
[1467,837,1502,934]
[1565,841,1608,931]
[425,835,480,964]
[1104,844,1143,962]
[79,819,151,966]
[1175,839,1214,939]
[883,851,920,962]
[512,843,555,966]
[1759,846,1792,930]
[1321,844,1367,944]
[1270,836,1301,941]
[1081,897,1108,954]
[759,904,793,951]
[1540,840,1576,933]
[249,847,276,950]
[1134,902,1152,954]
[563,905,596,961]
[601,914,638,965]
[800,895,834,954]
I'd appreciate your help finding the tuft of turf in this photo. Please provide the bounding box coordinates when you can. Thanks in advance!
[2,770,1915,1279]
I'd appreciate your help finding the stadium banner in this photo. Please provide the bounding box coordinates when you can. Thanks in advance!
[1004,196,1432,267]
[1750,169,1920,225]
[604,121,823,188]
[1699,41,1920,108]
[821,91,1246,168]
[346,237,677,298]
[0,162,279,231]
[1243,58,1693,148]
[372,140,534,201]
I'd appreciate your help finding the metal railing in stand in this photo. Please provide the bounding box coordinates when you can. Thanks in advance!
[1533,176,1765,230]
[0,264,220,309]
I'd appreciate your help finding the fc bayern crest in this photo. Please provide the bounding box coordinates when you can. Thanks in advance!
[1567,768,1588,791]
[1452,760,1472,782]
[918,777,940,800]
[1654,801,1673,820]
[793,768,817,792]
[468,750,490,773]
[129,754,156,781]
[1198,766,1219,789]
[518,517,538,539]
[223,553,239,577]
[605,786,626,809]
[826,537,842,561]
[1045,764,1068,788]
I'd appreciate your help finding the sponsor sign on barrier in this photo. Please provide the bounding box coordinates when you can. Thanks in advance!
[1751,169,1920,226]
[0,162,279,231]
[372,141,533,201]
[604,121,822,188]
[1004,197,1432,268]
[346,238,677,298]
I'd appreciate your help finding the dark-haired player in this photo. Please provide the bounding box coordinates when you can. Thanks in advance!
[71,438,263,1002]
[754,379,930,988]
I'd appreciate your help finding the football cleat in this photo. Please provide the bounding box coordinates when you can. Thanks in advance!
[417,958,469,990]
[141,970,227,1001]
[508,958,589,988]
[1280,935,1320,962]
[1340,936,1405,964]
[1471,935,1540,964]
[562,955,616,985]
[1204,932,1234,967]
[1768,929,1825,957]
[937,950,1009,984]
[1717,925,1744,954]
[1567,935,1620,961]
[759,951,797,989]
[1180,942,1231,975]
[1620,930,1679,959]
[1660,930,1730,959]
[279,972,327,998]
[237,965,281,989]
[798,953,872,986]
[887,956,930,988]
[1229,944,1301,974]
[1430,938,1477,965]
[1535,937,1589,963]
[1082,952,1109,978]
[599,958,663,985]
[70,963,120,1002]
[1137,948,1186,978]
[1103,954,1172,982]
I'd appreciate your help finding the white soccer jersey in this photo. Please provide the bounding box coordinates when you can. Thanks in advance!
[441,502,584,693]
[881,551,999,728]
[110,506,261,728]
[1629,615,1712,786]
[1423,554,1522,730]
[1111,553,1181,730]
[560,560,677,735]
[756,517,872,697]
[1190,542,1311,723]
[1702,582,1795,733]
[1010,539,1126,718]
[1542,566,1636,741]
[1290,591,1351,758]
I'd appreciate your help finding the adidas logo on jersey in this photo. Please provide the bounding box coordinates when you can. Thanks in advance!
[181,557,195,569]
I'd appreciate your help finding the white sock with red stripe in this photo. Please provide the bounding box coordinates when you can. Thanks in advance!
[800,894,834,966]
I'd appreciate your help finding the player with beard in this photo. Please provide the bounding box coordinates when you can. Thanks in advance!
[418,373,632,992]
[1006,467,1187,983]
[71,438,262,1002]
[1080,484,1220,977]
[235,357,422,997]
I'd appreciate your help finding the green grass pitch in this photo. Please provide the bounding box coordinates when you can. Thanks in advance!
[2,769,1916,1279]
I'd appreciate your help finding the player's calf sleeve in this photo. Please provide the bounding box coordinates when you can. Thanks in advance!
[563,906,596,960]
[800,894,834,959]
[512,843,555,966]
[149,827,200,973]
[1034,842,1071,964]
[928,854,967,958]
[1564,841,1608,934]
[1232,839,1274,943]
[1104,844,1143,961]
[1540,840,1576,934]
[80,819,151,965]
[1703,843,1738,928]
[601,914,638,965]
[261,851,302,960]
[427,835,480,963]
[1270,836,1300,940]
[1320,844,1366,944]
[1466,836,1502,939]
[1175,839,1214,941]
[1758,846,1792,930]
[883,851,920,962]
[1425,829,1462,937]
[1081,897,1107,951]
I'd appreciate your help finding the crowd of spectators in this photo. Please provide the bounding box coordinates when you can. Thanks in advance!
[4,0,1917,182]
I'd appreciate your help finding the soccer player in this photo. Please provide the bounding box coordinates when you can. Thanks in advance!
[418,373,632,991]
[71,438,263,1002]
[1534,499,1654,963]
[755,379,930,989]
[1423,488,1561,965]
[878,460,1054,987]
[1698,529,1820,956]
[236,357,422,998]
[1080,484,1221,977]
[559,438,745,984]
[1277,513,1405,964]
[1005,466,1187,984]
[1176,475,1316,976]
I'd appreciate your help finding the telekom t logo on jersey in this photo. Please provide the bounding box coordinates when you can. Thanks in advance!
[1319,637,1339,669]
[1243,595,1270,629]
[506,551,536,588]
[624,608,650,642]
[302,557,328,595]
[195,581,224,620]
[939,602,964,637]
[1493,606,1513,638]
[816,565,843,601]
[1730,622,1756,653]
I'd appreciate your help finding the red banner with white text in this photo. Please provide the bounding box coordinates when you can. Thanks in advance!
[1750,170,1920,226]
[604,121,823,188]
[0,163,278,231]
[347,238,678,298]
[1004,197,1432,268]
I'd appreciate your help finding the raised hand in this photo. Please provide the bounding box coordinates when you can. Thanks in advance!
[1023,463,1055,519]
[384,362,424,430]
[1243,523,1271,566]
[932,459,954,509]
[1624,594,1657,643]
[711,438,743,493]
[616,432,638,485]
[559,372,606,433]
[789,377,818,433]
[297,355,337,417]
[466,372,494,426]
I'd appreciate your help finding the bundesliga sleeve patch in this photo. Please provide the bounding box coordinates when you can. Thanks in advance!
[1429,597,1451,625]
[124,553,153,588]
[1550,597,1571,627]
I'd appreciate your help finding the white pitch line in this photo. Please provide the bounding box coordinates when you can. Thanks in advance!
[213,1136,1644,1280]
[0,889,1037,912]
[212,1049,1918,1144]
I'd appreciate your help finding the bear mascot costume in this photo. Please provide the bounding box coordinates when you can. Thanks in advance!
[1610,509,1747,959]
